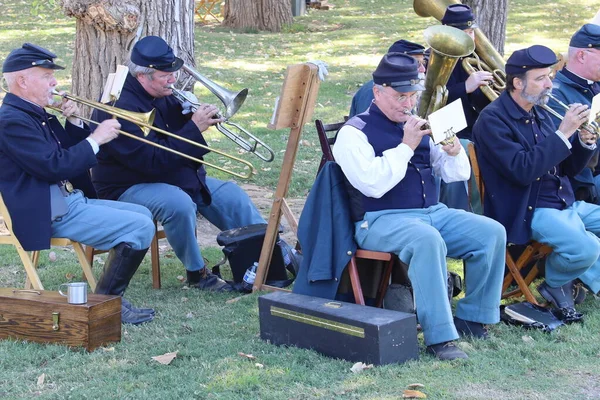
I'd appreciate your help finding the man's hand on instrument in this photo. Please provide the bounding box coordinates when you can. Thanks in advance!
[579,125,597,146]
[191,103,224,132]
[55,93,82,126]
[559,103,590,139]
[402,115,430,151]
[441,137,462,156]
[90,119,121,146]
[465,71,494,94]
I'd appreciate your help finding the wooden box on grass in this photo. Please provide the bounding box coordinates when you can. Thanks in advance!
[259,291,419,365]
[0,288,121,351]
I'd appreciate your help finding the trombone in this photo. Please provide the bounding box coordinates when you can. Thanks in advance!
[49,90,256,179]
[540,94,599,138]
[171,64,275,162]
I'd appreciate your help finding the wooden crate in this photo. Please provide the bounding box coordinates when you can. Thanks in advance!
[0,288,121,351]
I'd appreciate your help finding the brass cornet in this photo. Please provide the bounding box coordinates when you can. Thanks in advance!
[541,94,599,137]
[171,64,275,162]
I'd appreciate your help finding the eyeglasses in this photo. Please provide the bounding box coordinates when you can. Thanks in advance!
[380,90,419,104]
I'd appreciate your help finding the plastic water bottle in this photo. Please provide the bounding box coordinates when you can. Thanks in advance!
[242,262,259,292]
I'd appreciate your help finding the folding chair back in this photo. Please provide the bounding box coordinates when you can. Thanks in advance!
[315,118,346,174]
[0,192,96,291]
[467,142,551,305]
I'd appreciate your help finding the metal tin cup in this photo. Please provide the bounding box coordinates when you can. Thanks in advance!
[58,282,88,304]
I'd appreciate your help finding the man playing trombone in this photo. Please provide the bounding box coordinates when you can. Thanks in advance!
[0,43,156,324]
[92,36,298,291]
[549,24,600,204]
[473,45,600,317]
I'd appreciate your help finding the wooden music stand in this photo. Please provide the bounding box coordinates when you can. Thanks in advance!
[252,63,321,292]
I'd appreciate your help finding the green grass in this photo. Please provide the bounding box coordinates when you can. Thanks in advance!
[2,0,600,399]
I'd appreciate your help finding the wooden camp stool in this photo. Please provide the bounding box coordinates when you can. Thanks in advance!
[195,0,222,23]
[467,142,551,305]
[85,221,167,289]
[0,193,96,291]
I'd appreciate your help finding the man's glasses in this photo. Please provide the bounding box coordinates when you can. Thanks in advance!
[381,90,419,104]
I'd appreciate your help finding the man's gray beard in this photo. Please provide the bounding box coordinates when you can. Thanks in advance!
[521,88,551,106]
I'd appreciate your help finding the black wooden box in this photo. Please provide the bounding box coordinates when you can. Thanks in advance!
[259,291,418,365]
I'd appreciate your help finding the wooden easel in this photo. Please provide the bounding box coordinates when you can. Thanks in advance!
[252,63,321,292]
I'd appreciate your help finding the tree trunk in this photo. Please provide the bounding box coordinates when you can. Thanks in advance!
[59,0,195,116]
[464,0,508,56]
[222,0,293,32]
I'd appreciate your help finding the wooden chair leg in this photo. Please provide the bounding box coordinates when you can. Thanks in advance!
[84,245,95,267]
[505,249,539,305]
[375,259,394,308]
[151,224,161,289]
[21,249,43,290]
[348,257,365,305]
[72,242,97,292]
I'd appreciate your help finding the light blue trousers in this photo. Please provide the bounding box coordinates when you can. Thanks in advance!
[118,177,265,272]
[354,203,506,346]
[51,191,154,251]
[531,201,600,293]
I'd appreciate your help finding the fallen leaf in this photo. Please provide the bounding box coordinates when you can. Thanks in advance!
[403,389,427,399]
[350,362,373,373]
[226,296,243,304]
[48,251,57,262]
[102,347,115,352]
[238,352,256,360]
[37,373,45,388]
[64,273,74,280]
[176,275,186,282]
[181,297,188,303]
[255,362,264,369]
[522,335,535,343]
[152,351,178,365]
[186,312,194,319]
[407,383,425,389]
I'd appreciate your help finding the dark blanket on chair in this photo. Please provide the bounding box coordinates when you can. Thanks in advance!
[293,162,356,299]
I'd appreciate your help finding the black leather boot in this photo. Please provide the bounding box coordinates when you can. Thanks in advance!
[96,243,154,325]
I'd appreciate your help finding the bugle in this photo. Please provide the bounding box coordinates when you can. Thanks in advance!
[171,64,275,162]
[49,90,256,179]
[541,94,599,137]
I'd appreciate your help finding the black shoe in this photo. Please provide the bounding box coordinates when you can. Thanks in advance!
[187,269,233,292]
[121,298,155,316]
[95,243,149,297]
[551,306,584,324]
[426,341,468,361]
[121,305,154,325]
[538,281,575,309]
[454,317,488,339]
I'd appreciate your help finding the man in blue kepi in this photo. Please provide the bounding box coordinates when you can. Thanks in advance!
[92,36,299,292]
[0,43,156,324]
[333,52,506,361]
[473,44,599,318]
[549,24,600,204]
[349,40,428,118]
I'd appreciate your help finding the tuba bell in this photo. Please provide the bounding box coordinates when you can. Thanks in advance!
[414,0,506,102]
[418,25,475,119]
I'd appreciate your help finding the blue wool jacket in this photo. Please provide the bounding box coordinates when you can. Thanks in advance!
[293,162,356,300]
[472,90,593,245]
[92,74,211,203]
[349,80,375,118]
[0,93,96,250]
[550,69,600,196]
[446,62,490,140]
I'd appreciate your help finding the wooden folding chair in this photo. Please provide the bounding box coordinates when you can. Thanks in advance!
[195,0,221,23]
[85,222,167,289]
[467,142,551,305]
[315,119,399,307]
[0,193,97,291]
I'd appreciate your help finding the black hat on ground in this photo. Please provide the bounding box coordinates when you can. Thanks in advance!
[130,36,184,72]
[2,43,64,73]
[372,53,425,93]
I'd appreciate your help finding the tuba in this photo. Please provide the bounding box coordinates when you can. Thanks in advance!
[414,0,506,102]
[418,25,475,119]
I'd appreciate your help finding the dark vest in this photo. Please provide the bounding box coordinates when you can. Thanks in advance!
[345,104,437,221]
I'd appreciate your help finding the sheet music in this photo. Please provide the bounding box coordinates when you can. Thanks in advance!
[427,99,467,144]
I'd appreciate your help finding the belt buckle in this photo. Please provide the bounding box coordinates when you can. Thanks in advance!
[65,181,74,193]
